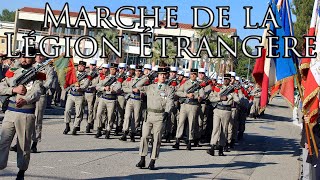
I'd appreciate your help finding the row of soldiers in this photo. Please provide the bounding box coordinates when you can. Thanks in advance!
[60,59,262,169]
[0,47,262,177]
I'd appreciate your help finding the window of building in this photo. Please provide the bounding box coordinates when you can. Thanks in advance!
[88,30,95,37]
[1,39,5,44]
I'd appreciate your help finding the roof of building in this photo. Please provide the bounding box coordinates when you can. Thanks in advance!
[19,7,236,34]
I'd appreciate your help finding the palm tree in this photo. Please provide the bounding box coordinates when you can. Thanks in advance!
[95,29,119,63]
[150,40,176,66]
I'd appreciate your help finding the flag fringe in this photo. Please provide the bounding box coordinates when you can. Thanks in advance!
[302,87,320,108]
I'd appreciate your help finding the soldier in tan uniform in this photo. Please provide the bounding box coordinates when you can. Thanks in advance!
[115,63,127,135]
[95,63,121,138]
[85,59,99,133]
[0,47,42,180]
[120,65,143,142]
[31,50,54,153]
[63,61,90,135]
[135,67,174,170]
[196,68,212,146]
[249,83,262,118]
[173,69,204,150]
[92,63,109,129]
[207,74,239,156]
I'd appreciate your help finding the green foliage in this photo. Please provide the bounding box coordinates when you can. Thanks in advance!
[0,9,15,22]
[151,40,176,66]
[95,29,119,63]
[292,0,314,53]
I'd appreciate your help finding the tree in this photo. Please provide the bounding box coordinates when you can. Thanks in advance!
[0,9,15,22]
[150,40,176,66]
[292,0,314,53]
[95,29,119,63]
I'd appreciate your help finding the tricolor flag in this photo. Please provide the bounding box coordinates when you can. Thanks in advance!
[53,55,77,89]
[252,0,297,110]
[300,0,320,123]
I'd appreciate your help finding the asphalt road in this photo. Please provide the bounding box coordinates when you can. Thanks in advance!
[0,96,301,180]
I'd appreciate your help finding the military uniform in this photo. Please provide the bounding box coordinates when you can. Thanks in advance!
[63,66,90,135]
[95,72,121,138]
[32,62,54,151]
[120,71,143,141]
[85,69,99,132]
[249,85,261,118]
[135,67,174,170]
[115,71,126,134]
[207,77,239,156]
[0,66,42,174]
[173,72,204,150]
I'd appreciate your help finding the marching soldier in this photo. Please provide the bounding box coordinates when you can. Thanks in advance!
[120,65,143,142]
[115,63,127,135]
[95,63,121,139]
[249,83,262,118]
[63,61,90,135]
[196,68,212,145]
[173,69,204,150]
[0,47,43,180]
[226,71,238,151]
[140,64,152,129]
[163,66,179,142]
[85,59,99,133]
[207,73,239,156]
[135,67,174,170]
[31,50,54,153]
[93,63,109,130]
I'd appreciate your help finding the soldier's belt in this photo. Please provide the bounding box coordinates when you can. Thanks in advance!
[8,100,35,114]
[102,94,117,100]
[147,108,164,113]
[185,98,199,105]
[216,104,232,111]
[70,91,84,96]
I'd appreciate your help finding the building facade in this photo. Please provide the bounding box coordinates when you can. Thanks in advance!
[12,7,236,73]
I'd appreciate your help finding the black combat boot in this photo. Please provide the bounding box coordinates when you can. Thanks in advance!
[136,156,146,168]
[224,143,230,152]
[16,170,25,180]
[95,128,102,138]
[105,130,111,139]
[63,123,70,135]
[76,127,80,131]
[72,127,77,135]
[172,138,180,149]
[114,126,122,136]
[31,142,38,153]
[206,145,215,156]
[186,140,192,150]
[130,132,135,142]
[193,139,202,147]
[219,146,226,156]
[119,131,128,141]
[86,123,93,133]
[10,144,17,152]
[148,159,156,170]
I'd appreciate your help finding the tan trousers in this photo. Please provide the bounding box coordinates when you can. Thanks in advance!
[197,104,207,138]
[32,94,47,142]
[0,110,36,171]
[139,112,164,159]
[176,104,199,140]
[117,95,126,127]
[85,92,95,124]
[210,109,232,147]
[250,97,260,116]
[96,98,116,131]
[122,98,141,133]
[64,94,85,128]
[227,108,238,143]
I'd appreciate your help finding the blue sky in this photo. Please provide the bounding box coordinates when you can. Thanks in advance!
[0,0,293,47]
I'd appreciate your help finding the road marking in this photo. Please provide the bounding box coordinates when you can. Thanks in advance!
[42,166,55,169]
[80,171,92,174]
[8,161,16,164]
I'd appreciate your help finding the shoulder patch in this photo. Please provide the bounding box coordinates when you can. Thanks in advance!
[5,69,15,78]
